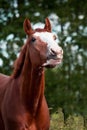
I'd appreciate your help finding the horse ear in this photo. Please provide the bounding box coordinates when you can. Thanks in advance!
[44,18,51,32]
[23,18,33,35]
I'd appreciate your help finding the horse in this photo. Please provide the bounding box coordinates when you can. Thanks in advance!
[0,18,63,130]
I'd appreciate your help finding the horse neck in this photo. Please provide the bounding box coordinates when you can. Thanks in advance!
[20,49,45,116]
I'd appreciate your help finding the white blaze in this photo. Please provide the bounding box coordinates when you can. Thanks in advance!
[34,32,61,53]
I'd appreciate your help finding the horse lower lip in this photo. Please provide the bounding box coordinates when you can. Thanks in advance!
[42,58,62,67]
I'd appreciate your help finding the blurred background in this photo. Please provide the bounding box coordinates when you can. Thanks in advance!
[0,0,87,118]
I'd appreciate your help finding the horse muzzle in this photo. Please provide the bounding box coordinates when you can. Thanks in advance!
[42,47,63,68]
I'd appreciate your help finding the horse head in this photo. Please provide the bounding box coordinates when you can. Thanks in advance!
[23,18,63,68]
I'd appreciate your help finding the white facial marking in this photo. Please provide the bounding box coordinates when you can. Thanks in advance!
[34,32,63,67]
[34,32,61,53]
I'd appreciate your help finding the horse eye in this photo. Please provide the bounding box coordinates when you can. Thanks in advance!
[31,37,36,42]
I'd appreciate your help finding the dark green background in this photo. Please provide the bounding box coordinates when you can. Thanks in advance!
[0,0,87,118]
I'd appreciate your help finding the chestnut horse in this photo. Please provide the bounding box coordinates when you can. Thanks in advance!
[0,18,63,130]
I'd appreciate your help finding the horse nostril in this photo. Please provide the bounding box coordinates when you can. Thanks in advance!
[50,49,57,56]
[51,48,63,56]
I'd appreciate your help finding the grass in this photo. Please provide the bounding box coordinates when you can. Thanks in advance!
[50,108,87,130]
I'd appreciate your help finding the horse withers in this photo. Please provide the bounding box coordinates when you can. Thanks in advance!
[0,18,63,130]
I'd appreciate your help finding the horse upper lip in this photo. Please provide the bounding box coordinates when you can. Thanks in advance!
[47,54,63,61]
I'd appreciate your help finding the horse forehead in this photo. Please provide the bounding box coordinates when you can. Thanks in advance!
[33,32,55,44]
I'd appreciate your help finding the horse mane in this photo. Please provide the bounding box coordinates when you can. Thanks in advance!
[12,44,27,78]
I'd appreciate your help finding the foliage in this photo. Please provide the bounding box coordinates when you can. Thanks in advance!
[50,108,86,130]
[0,0,87,118]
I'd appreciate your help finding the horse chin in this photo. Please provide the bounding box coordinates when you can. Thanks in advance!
[42,59,62,68]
